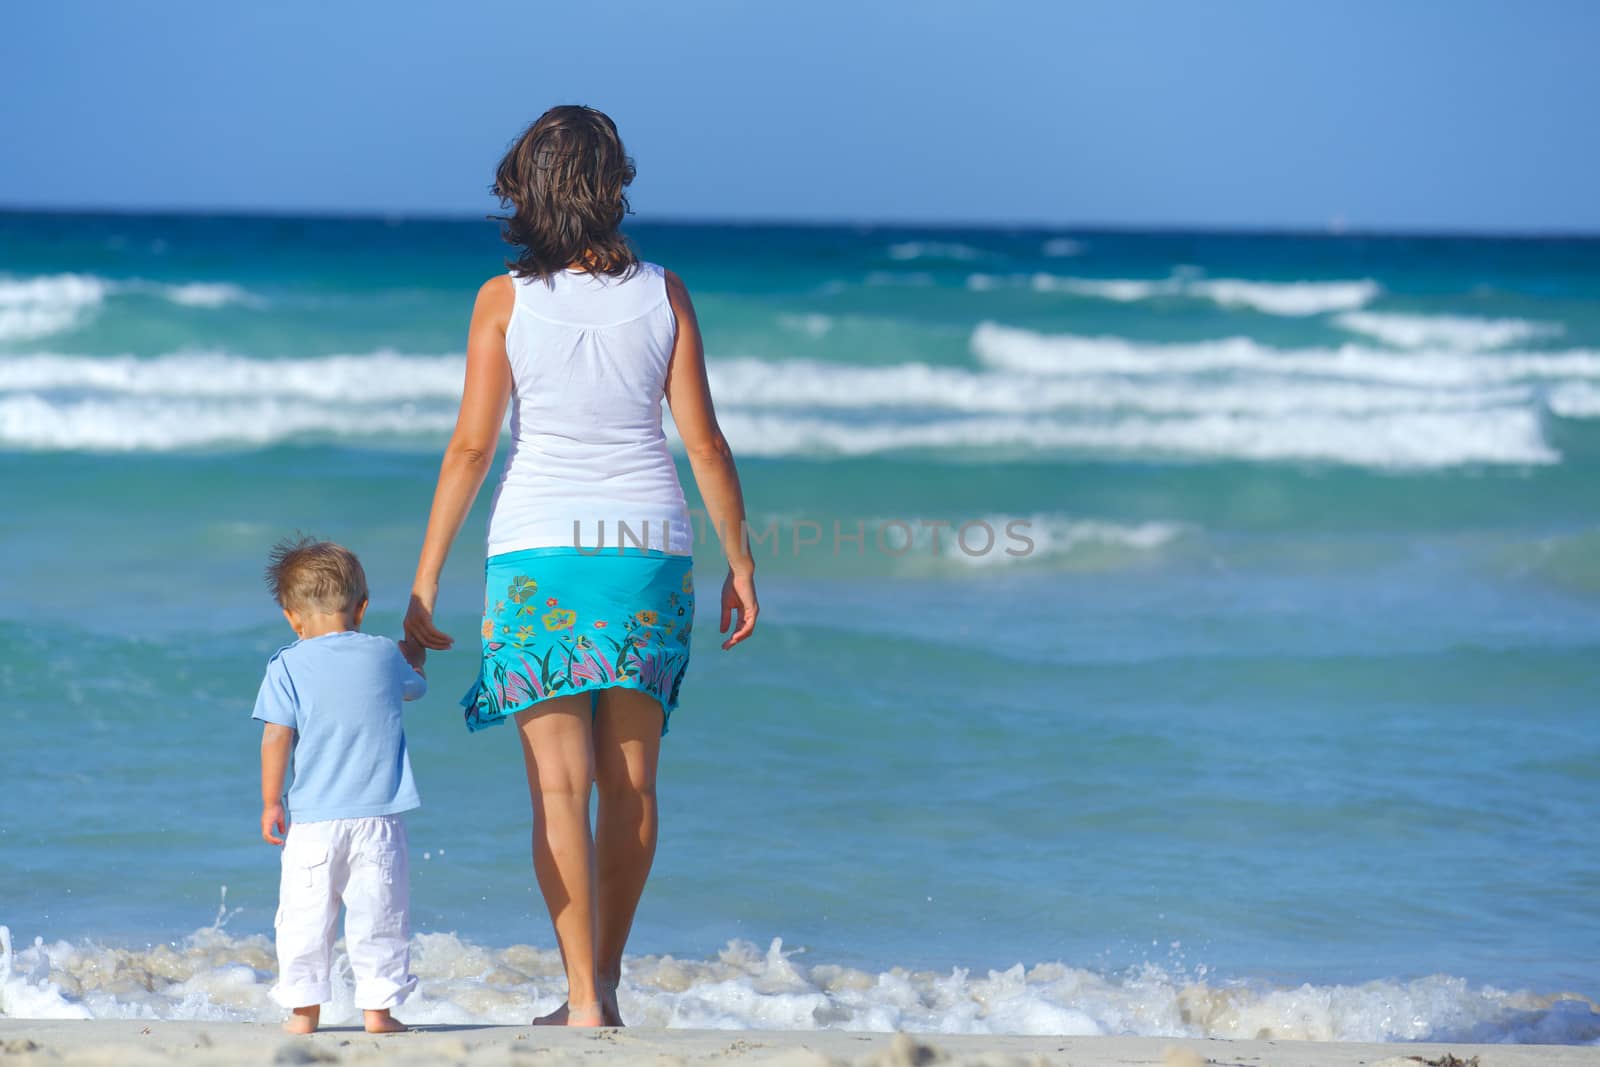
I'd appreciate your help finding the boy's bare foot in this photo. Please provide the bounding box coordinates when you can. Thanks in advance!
[363,1008,408,1034]
[282,1006,319,1035]
[533,1001,604,1027]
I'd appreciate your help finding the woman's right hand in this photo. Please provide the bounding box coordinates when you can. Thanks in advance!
[719,568,759,650]
[405,588,455,651]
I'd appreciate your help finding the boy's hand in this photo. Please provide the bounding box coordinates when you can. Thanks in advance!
[398,637,427,675]
[262,803,288,846]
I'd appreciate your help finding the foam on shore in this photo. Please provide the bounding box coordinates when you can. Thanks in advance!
[3,926,1597,1043]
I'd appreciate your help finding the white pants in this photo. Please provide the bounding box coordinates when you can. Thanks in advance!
[272,815,416,1011]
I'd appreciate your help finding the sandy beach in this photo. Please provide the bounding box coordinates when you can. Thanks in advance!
[1,1022,1596,1067]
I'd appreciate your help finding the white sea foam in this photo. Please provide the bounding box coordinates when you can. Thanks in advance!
[0,274,262,342]
[0,350,462,400]
[0,347,1578,465]
[159,282,259,308]
[1189,277,1381,315]
[970,322,1600,388]
[1335,311,1564,350]
[36,337,1572,419]
[705,357,1528,416]
[0,386,1546,466]
[826,513,1184,571]
[0,349,483,451]
[1548,382,1600,418]
[2,926,1596,1042]
[0,274,109,342]
[932,514,1187,568]
[0,393,456,451]
[887,241,985,262]
[1038,276,1165,302]
[996,273,1382,315]
[714,409,1556,467]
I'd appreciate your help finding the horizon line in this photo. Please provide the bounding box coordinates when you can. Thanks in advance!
[2,201,1598,242]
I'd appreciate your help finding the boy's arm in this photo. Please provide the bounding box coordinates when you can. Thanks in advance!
[398,637,427,678]
[261,724,294,845]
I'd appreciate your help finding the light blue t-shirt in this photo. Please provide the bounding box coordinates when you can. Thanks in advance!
[251,631,425,823]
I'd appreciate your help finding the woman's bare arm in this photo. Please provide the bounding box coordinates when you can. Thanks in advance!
[663,270,759,649]
[405,275,515,651]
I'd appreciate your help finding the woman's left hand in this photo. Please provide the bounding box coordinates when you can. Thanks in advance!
[404,589,455,651]
[719,568,759,650]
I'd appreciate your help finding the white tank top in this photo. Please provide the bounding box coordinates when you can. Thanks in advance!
[485,262,693,556]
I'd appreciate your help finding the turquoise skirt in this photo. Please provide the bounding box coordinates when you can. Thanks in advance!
[461,547,695,734]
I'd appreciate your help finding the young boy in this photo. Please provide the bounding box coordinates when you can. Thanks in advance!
[253,536,428,1035]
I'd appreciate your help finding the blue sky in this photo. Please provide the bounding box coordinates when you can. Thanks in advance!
[2,1,1597,231]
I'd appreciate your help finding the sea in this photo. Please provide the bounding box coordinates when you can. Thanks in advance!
[1,211,1597,1043]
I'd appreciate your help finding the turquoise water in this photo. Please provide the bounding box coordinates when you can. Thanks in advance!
[1,212,1598,1040]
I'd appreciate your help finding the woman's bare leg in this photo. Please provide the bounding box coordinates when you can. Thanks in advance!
[592,689,665,1027]
[516,696,603,1027]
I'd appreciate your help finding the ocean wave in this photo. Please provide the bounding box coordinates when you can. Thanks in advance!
[806,512,1187,569]
[0,393,456,451]
[2,925,1595,1042]
[970,322,1600,388]
[0,387,1551,466]
[777,313,834,338]
[1334,311,1564,350]
[887,241,985,262]
[936,513,1187,568]
[715,409,1556,467]
[5,350,1537,418]
[705,357,1530,416]
[0,274,262,342]
[1549,382,1600,418]
[0,274,109,342]
[1190,277,1381,316]
[0,348,1572,465]
[977,273,1382,315]
[1031,275,1166,302]
[160,282,260,309]
[0,350,462,400]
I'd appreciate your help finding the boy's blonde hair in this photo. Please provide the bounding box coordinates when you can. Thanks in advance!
[265,536,368,616]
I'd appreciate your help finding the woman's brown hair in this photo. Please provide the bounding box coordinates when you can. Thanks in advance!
[492,105,638,280]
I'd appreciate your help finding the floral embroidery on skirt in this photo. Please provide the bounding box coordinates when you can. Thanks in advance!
[462,547,694,735]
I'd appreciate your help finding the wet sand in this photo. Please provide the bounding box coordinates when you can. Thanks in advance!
[1,1021,1597,1067]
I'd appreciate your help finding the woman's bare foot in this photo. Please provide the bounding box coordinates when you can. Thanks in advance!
[282,1005,320,1035]
[363,1008,408,1034]
[566,1001,604,1028]
[533,1000,604,1027]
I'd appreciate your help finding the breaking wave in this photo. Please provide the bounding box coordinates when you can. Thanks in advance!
[969,322,1600,388]
[887,242,986,262]
[2,925,1596,1042]
[0,275,109,342]
[0,274,262,342]
[968,273,1382,315]
[1334,312,1564,350]
[1,339,1591,466]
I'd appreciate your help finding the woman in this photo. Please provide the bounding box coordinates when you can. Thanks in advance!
[403,105,758,1028]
